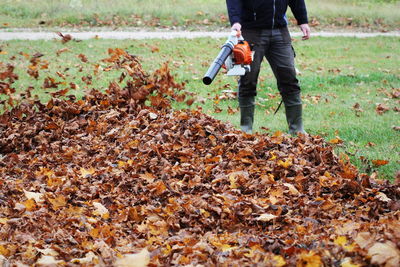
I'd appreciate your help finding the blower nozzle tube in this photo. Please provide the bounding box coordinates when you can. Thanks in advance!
[202,43,234,85]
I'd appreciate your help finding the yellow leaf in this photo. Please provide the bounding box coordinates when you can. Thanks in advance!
[23,244,36,260]
[329,137,343,144]
[89,228,100,238]
[0,51,8,55]
[162,244,172,256]
[274,255,286,267]
[296,225,307,234]
[48,195,67,210]
[297,251,322,267]
[66,205,85,215]
[179,255,191,265]
[0,218,8,224]
[127,139,139,147]
[23,198,37,211]
[278,158,292,168]
[220,244,238,252]
[334,236,348,247]
[115,248,150,267]
[200,208,210,218]
[47,177,63,187]
[229,173,238,189]
[334,236,355,252]
[269,151,277,161]
[80,167,95,177]
[35,167,55,177]
[118,161,127,168]
[81,241,94,250]
[0,245,10,256]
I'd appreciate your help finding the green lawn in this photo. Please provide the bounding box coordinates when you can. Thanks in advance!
[0,0,399,30]
[0,35,399,179]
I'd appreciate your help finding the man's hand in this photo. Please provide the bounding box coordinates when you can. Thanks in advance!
[231,22,242,37]
[300,24,311,40]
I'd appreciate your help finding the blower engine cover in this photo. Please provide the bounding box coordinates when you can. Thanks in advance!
[233,41,252,65]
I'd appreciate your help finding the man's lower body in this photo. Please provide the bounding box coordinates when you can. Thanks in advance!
[238,27,305,135]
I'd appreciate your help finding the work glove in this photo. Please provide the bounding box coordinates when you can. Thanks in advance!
[231,22,242,37]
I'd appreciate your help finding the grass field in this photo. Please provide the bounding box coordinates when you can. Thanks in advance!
[0,0,399,30]
[0,35,399,179]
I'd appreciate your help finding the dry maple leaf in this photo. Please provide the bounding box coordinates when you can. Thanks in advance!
[341,258,361,267]
[256,213,277,222]
[48,195,67,210]
[36,247,59,256]
[368,242,400,267]
[36,255,64,266]
[71,252,98,264]
[297,251,322,267]
[390,89,400,99]
[22,199,37,211]
[376,103,390,115]
[56,47,70,56]
[150,46,160,53]
[115,248,150,267]
[334,236,355,252]
[376,192,391,202]
[372,159,389,166]
[329,137,343,144]
[23,190,44,203]
[93,202,110,219]
[57,32,73,43]
[78,53,88,62]
[283,183,300,195]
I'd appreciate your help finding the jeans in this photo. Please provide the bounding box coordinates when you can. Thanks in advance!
[239,27,302,107]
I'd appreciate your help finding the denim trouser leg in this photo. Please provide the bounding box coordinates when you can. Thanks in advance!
[239,27,301,106]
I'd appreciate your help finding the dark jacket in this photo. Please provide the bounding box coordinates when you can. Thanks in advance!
[226,0,308,29]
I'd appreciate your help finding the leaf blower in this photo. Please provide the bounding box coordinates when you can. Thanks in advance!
[203,31,253,85]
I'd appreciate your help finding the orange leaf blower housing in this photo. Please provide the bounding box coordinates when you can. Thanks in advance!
[232,41,252,65]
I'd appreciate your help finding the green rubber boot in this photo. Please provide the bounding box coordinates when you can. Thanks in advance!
[285,104,306,135]
[239,96,255,134]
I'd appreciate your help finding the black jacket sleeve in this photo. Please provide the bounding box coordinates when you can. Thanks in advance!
[289,0,308,25]
[226,0,242,26]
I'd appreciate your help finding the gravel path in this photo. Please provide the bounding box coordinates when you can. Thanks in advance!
[1,30,399,40]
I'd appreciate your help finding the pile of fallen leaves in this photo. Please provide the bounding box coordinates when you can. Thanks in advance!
[1,49,400,267]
